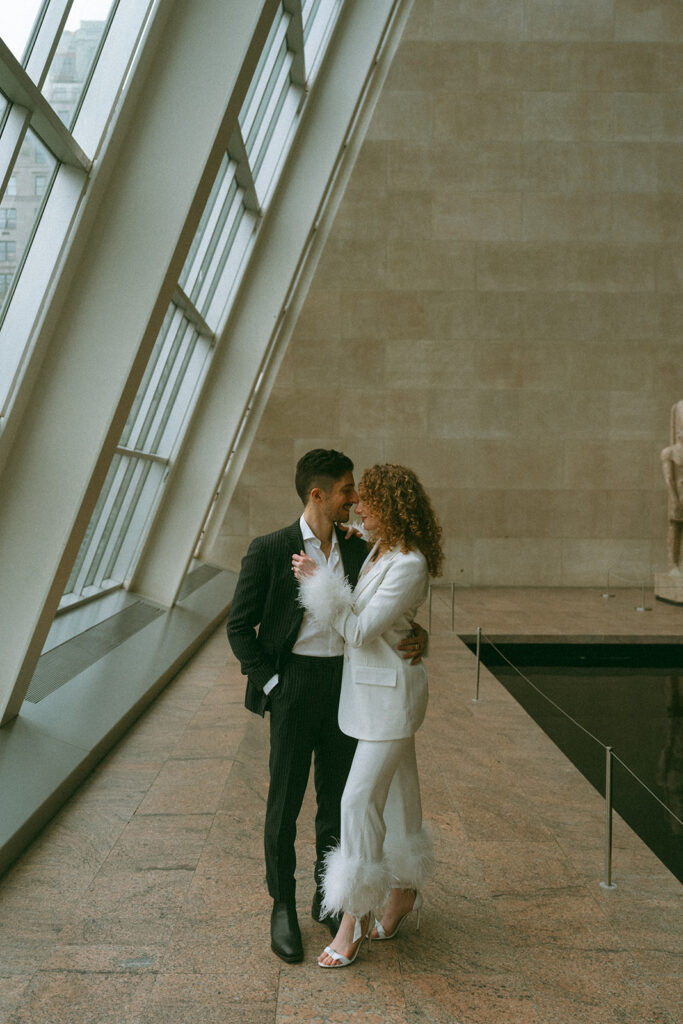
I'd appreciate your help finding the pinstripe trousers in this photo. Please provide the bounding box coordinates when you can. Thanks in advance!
[265,653,357,902]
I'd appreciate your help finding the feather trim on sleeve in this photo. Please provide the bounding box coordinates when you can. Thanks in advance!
[297,561,353,628]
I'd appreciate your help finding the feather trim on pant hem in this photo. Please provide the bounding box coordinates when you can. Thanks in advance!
[320,845,390,919]
[384,826,434,890]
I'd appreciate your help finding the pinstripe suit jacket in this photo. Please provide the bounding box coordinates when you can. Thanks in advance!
[226,519,368,716]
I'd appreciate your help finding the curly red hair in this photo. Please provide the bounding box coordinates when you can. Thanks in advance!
[359,464,444,577]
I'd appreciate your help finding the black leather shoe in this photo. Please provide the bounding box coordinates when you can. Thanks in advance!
[311,889,342,938]
[271,900,303,963]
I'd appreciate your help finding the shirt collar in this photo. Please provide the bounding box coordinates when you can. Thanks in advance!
[299,514,339,551]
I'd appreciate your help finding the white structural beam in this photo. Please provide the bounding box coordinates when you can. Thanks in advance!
[130,0,412,607]
[0,0,279,725]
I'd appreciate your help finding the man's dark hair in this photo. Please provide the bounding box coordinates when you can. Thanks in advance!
[295,449,354,504]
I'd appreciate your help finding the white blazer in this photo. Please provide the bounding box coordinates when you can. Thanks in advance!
[298,545,429,741]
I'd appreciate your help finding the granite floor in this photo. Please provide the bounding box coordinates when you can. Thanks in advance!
[0,589,681,1024]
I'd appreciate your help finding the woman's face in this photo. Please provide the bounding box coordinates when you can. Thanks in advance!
[355,494,382,534]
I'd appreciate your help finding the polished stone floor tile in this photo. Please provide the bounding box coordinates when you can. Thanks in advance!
[1,592,681,1024]
[7,971,156,1024]
[136,757,234,816]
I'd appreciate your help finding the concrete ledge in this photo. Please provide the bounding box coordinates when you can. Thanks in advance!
[0,569,236,877]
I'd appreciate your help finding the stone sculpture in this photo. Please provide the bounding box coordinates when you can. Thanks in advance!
[655,400,683,604]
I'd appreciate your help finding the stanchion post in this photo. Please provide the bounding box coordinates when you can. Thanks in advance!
[600,746,617,890]
[473,626,482,703]
[450,582,455,632]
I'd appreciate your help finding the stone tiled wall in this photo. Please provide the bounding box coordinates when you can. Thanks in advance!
[209,0,682,586]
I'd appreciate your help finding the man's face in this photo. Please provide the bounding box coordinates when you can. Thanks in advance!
[319,471,359,523]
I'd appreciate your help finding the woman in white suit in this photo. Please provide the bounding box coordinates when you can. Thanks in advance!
[293,463,443,968]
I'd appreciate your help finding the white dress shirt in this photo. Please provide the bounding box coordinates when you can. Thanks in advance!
[262,515,345,695]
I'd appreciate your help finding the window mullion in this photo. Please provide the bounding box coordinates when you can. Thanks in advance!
[0,39,91,169]
[0,105,30,197]
[172,285,215,339]
[25,0,73,89]
[284,0,306,86]
[227,125,261,214]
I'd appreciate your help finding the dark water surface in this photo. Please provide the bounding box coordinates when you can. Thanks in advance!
[464,642,683,882]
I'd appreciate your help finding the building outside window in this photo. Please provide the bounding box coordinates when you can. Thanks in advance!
[0,241,16,262]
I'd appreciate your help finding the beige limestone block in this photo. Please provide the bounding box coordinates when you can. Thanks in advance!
[616,0,683,42]
[560,538,653,586]
[568,344,653,392]
[433,0,525,41]
[339,290,429,340]
[520,141,579,193]
[522,195,611,241]
[430,140,523,191]
[382,339,477,390]
[563,440,656,490]
[523,92,614,142]
[284,335,342,380]
[660,294,683,341]
[656,247,683,292]
[571,44,668,92]
[563,243,656,292]
[369,90,433,143]
[433,92,522,141]
[608,391,661,439]
[609,489,660,536]
[349,140,387,186]
[248,486,298,536]
[401,0,434,42]
[609,292,673,341]
[327,337,385,388]
[334,188,435,242]
[476,243,566,291]
[255,387,339,439]
[519,392,606,440]
[614,93,667,141]
[475,42,573,91]
[473,538,562,586]
[442,537,473,586]
[657,142,683,192]
[521,293,613,340]
[526,0,614,40]
[313,237,387,290]
[425,290,518,341]
[291,288,341,340]
[433,191,522,241]
[613,195,682,243]
[386,239,476,291]
[426,390,481,439]
[610,143,659,192]
[473,341,569,391]
[652,346,683,400]
[385,41,478,93]
[239,438,294,488]
[385,139,435,189]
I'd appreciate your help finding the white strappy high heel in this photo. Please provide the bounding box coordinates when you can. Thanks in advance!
[373,891,423,940]
[317,914,371,969]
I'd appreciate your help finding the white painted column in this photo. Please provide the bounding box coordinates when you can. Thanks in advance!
[130,0,412,607]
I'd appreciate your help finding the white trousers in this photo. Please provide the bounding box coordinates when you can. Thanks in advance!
[320,736,433,919]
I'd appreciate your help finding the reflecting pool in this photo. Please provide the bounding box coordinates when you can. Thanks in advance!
[464,641,683,883]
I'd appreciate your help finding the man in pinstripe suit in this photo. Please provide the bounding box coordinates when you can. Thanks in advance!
[227,449,425,963]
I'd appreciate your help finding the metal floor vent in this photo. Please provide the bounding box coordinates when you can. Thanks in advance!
[25,601,165,704]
